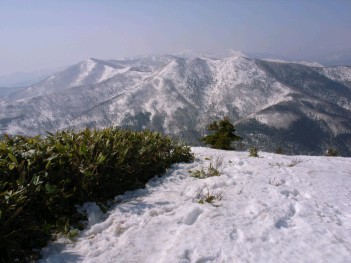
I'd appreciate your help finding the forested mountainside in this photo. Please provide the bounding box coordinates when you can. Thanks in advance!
[1,55,350,156]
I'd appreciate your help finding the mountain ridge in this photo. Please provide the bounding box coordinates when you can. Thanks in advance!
[1,54,350,156]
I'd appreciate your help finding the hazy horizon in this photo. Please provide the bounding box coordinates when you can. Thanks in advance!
[1,0,351,77]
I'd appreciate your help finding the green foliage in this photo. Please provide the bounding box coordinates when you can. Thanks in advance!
[325,148,338,157]
[201,117,242,150]
[249,147,259,157]
[196,186,223,205]
[189,156,223,179]
[275,147,284,154]
[0,128,193,262]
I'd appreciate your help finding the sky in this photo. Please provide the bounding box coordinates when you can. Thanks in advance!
[1,0,351,76]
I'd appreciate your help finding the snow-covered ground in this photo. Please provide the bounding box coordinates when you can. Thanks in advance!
[39,147,351,263]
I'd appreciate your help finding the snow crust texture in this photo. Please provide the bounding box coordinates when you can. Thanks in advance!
[40,148,351,263]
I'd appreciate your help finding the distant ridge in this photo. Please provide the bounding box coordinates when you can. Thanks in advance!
[1,54,351,156]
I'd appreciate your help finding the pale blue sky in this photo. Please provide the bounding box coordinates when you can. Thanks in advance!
[1,0,351,75]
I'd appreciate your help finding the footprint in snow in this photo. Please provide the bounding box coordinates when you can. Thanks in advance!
[237,160,245,166]
[229,226,243,241]
[183,207,203,225]
[275,203,296,229]
[195,255,219,263]
[280,189,299,198]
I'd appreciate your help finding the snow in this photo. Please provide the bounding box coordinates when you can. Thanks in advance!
[2,55,350,142]
[255,110,299,129]
[73,59,97,86]
[321,66,351,82]
[208,57,291,117]
[98,65,132,83]
[98,65,118,83]
[39,147,351,263]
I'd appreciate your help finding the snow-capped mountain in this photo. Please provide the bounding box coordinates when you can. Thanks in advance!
[1,54,351,156]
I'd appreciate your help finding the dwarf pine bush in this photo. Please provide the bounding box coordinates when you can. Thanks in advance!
[249,147,259,157]
[325,148,338,157]
[196,185,223,205]
[0,128,193,262]
[201,117,242,150]
[189,156,223,179]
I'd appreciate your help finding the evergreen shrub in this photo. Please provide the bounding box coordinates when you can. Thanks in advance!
[249,147,259,157]
[325,148,338,157]
[201,117,242,150]
[0,128,193,262]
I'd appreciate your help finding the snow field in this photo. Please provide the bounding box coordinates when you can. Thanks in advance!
[40,147,351,263]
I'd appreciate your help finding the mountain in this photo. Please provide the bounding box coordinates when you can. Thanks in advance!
[1,55,351,156]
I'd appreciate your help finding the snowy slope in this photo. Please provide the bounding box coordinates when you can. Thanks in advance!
[5,58,131,101]
[39,148,351,263]
[319,66,351,90]
[263,58,324,68]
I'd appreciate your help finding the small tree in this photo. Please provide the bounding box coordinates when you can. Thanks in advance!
[201,117,242,150]
[325,148,338,157]
[249,147,259,157]
[275,147,284,154]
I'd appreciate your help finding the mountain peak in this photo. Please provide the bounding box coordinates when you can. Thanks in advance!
[1,55,351,156]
